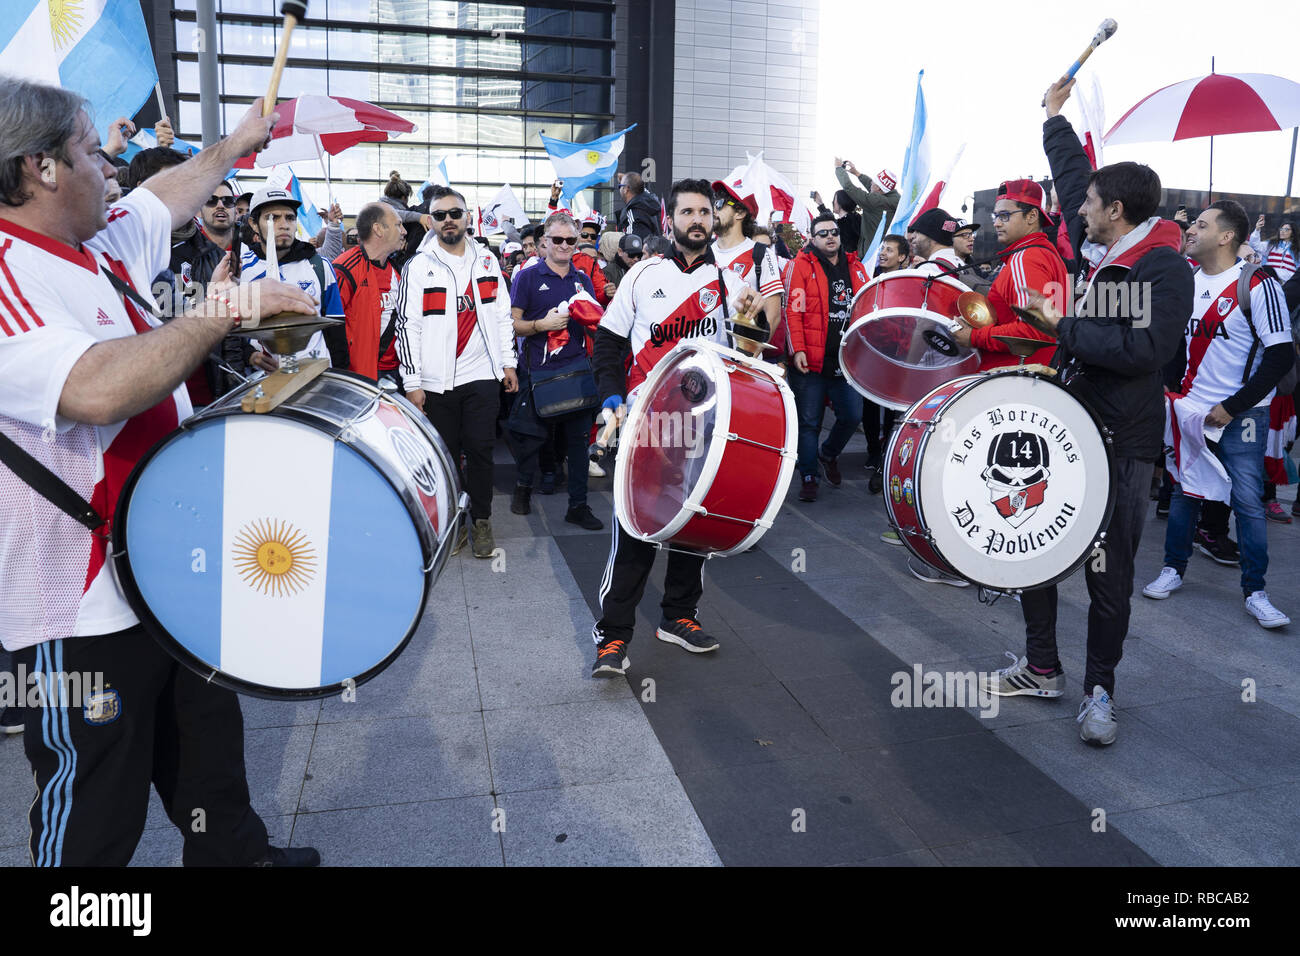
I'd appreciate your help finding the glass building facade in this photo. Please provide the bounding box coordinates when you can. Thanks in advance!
[168,1,616,219]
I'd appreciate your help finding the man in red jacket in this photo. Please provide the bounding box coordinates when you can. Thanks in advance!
[952,179,1065,369]
[333,201,407,384]
[786,211,872,501]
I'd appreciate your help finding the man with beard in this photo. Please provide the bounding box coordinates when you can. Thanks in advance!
[981,78,1193,747]
[710,179,783,341]
[395,187,518,559]
[786,212,870,502]
[588,178,753,677]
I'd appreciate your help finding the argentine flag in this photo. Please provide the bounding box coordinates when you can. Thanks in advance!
[540,124,637,205]
[884,71,933,237]
[0,1,158,141]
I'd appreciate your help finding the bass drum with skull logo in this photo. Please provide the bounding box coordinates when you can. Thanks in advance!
[113,370,466,699]
[883,369,1114,592]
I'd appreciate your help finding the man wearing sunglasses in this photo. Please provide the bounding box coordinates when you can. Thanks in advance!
[786,211,871,502]
[710,181,783,343]
[395,187,518,559]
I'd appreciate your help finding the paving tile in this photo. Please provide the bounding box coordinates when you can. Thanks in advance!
[636,680,838,773]
[623,622,778,695]
[483,700,673,793]
[0,738,33,850]
[239,696,323,731]
[499,778,720,866]
[848,731,1093,848]
[838,848,943,867]
[301,714,491,811]
[288,798,501,866]
[994,714,1242,814]
[1126,693,1300,788]
[128,814,293,867]
[677,753,924,866]
[1110,781,1300,866]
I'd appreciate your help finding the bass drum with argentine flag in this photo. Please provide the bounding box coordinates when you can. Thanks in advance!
[113,370,466,700]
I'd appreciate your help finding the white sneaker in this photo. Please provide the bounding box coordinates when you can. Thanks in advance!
[906,557,970,588]
[880,529,903,546]
[1245,591,1290,629]
[1142,566,1182,600]
[1077,685,1117,746]
[588,459,606,477]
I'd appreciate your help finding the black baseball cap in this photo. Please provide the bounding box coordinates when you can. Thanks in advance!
[619,234,644,256]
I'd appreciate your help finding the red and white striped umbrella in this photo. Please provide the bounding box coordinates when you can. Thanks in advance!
[234,94,416,169]
[1105,73,1300,145]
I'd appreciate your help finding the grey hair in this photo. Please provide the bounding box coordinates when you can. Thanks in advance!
[543,211,579,236]
[0,77,90,207]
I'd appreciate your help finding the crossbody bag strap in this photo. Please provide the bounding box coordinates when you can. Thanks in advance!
[0,430,105,532]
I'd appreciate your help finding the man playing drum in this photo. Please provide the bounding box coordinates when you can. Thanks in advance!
[981,79,1193,747]
[588,178,751,677]
[0,79,321,864]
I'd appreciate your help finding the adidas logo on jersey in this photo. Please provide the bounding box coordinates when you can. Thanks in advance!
[651,289,666,299]
[95,308,113,326]
[539,283,549,290]
[1201,290,1211,298]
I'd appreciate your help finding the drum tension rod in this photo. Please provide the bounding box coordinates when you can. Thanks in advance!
[682,502,770,529]
[725,432,793,456]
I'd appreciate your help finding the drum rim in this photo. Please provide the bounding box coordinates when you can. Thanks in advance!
[110,370,458,700]
[615,340,733,545]
[849,267,973,310]
[888,370,1118,592]
[839,307,982,410]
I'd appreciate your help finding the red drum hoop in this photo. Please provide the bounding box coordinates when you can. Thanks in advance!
[884,369,1115,592]
[614,340,796,556]
[839,269,981,410]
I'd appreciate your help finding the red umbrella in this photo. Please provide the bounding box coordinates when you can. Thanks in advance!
[1104,70,1300,196]
[234,94,416,169]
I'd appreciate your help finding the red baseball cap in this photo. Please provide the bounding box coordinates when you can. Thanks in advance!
[997,179,1050,222]
[712,178,760,218]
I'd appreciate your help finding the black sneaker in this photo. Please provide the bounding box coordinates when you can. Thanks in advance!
[798,475,818,502]
[511,484,532,515]
[539,471,557,495]
[656,617,720,653]
[819,453,842,487]
[592,639,629,677]
[252,845,321,867]
[565,504,604,530]
[1194,528,1239,566]
[867,468,883,495]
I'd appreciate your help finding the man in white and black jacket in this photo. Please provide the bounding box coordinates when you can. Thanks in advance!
[395,186,518,559]
[983,78,1194,748]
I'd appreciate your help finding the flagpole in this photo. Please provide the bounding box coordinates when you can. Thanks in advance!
[1287,127,1298,198]
[1208,57,1215,201]
[196,0,220,146]
[314,137,333,205]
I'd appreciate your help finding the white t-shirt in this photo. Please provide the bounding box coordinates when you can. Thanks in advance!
[711,238,784,300]
[444,245,493,387]
[0,189,188,650]
[1182,262,1292,408]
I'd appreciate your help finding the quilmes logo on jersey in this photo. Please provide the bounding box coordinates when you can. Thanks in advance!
[944,405,1086,561]
[648,313,719,347]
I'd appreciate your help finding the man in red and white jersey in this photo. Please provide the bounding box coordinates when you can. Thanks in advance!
[0,79,320,866]
[1144,200,1294,629]
[587,178,751,677]
[710,179,783,339]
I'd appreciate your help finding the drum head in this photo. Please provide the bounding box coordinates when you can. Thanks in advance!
[615,345,724,542]
[840,270,982,410]
[913,373,1114,590]
[115,408,431,700]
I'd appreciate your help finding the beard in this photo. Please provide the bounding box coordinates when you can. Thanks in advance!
[674,223,709,253]
[438,222,467,246]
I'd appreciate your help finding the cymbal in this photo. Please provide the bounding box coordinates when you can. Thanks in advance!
[957,291,994,329]
[992,334,1053,357]
[1009,304,1058,338]
[233,314,344,356]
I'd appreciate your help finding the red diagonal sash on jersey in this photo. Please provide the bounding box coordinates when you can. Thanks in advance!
[1180,277,1237,395]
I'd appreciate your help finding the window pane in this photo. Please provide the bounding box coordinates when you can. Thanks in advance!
[328,68,372,99]
[290,25,331,61]
[329,30,376,63]
[572,46,610,78]
[220,0,274,14]
[379,32,428,67]
[328,0,379,20]
[524,8,571,34]
[523,80,571,112]
[524,42,571,74]
[572,83,609,115]
[573,11,612,38]
[221,22,275,58]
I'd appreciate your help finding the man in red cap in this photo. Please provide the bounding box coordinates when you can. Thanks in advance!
[951,179,1064,369]
[711,179,783,340]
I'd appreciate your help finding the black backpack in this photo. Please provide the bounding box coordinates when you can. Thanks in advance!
[1195,262,1297,397]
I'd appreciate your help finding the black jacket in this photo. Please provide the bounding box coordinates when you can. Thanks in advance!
[618,190,662,241]
[1045,115,1193,461]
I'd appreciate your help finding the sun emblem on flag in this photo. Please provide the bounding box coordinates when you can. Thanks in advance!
[48,0,85,51]
[585,150,601,166]
[232,518,317,597]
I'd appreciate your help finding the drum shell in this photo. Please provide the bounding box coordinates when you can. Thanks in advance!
[884,370,1115,592]
[839,269,981,411]
[615,341,796,557]
[112,370,463,699]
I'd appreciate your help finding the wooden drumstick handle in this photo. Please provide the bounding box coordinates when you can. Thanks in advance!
[264,1,310,117]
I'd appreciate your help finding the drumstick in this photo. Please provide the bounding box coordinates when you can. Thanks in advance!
[1041,18,1117,106]
[264,1,310,117]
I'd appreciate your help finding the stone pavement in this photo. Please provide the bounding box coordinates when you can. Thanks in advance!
[0,432,1296,866]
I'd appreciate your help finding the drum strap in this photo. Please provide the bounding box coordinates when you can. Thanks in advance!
[0,430,106,533]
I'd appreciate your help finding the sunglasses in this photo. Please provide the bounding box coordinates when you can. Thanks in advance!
[205,196,236,208]
[813,228,839,238]
[713,197,741,211]
[431,208,465,222]
[546,235,578,246]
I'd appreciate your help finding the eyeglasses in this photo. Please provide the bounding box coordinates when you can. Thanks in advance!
[431,208,465,222]
[989,209,1026,224]
[205,196,236,208]
[813,228,839,238]
[713,197,741,211]
[546,235,578,246]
